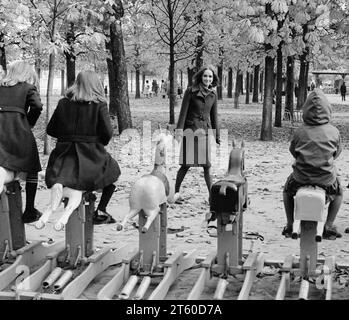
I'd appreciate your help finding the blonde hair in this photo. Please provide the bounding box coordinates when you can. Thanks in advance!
[0,60,39,87]
[66,70,107,104]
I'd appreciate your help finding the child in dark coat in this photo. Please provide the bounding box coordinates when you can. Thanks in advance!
[45,70,121,224]
[282,89,343,240]
[0,60,43,223]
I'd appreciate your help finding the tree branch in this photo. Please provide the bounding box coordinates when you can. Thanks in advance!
[29,0,52,38]
[173,20,200,44]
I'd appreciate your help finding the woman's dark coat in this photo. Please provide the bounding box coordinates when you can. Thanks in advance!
[340,83,346,95]
[0,83,42,173]
[45,98,121,191]
[176,85,220,167]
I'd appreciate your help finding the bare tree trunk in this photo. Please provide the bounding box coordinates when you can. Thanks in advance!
[234,69,241,109]
[252,65,259,102]
[245,71,250,104]
[239,73,244,95]
[217,63,223,100]
[275,45,283,127]
[297,24,309,110]
[44,52,55,155]
[142,73,145,92]
[65,53,76,88]
[227,67,233,98]
[60,69,65,96]
[187,67,194,87]
[135,66,141,99]
[305,60,309,94]
[260,56,274,141]
[168,0,177,124]
[35,57,41,93]
[195,24,204,72]
[260,70,264,101]
[180,69,183,89]
[297,53,308,110]
[130,70,133,92]
[65,22,76,88]
[106,53,117,110]
[0,33,6,72]
[108,1,132,133]
[168,57,176,124]
[285,56,294,115]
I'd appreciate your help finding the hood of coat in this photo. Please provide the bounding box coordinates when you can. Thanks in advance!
[191,84,216,99]
[302,88,332,125]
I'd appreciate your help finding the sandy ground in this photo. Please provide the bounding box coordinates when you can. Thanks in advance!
[18,94,349,300]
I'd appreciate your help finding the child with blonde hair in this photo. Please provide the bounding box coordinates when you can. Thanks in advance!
[45,70,121,224]
[0,60,43,223]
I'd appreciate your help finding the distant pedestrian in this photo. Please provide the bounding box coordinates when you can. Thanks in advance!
[144,80,151,98]
[310,82,315,91]
[152,80,158,97]
[177,85,183,98]
[160,80,166,98]
[340,82,346,101]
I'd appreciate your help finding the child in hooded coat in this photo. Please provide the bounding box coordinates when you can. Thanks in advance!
[282,89,343,240]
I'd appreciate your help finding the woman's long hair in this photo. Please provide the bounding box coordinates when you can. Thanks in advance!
[66,70,107,104]
[192,65,219,88]
[0,60,39,87]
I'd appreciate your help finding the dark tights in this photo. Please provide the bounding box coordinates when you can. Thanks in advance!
[175,165,212,194]
[25,172,39,211]
[97,184,116,212]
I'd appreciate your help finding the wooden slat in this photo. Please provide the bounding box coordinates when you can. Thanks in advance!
[62,244,130,300]
[238,253,264,300]
[324,256,335,300]
[275,255,295,300]
[148,250,197,300]
[97,250,138,300]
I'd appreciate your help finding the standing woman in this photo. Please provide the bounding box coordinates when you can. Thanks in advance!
[174,65,220,202]
[45,70,121,224]
[0,60,43,223]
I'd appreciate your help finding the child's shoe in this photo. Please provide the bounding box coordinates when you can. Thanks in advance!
[173,193,183,204]
[281,225,293,238]
[22,208,42,224]
[93,209,116,225]
[323,225,342,240]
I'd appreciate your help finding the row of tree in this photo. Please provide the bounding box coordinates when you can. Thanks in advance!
[0,0,348,146]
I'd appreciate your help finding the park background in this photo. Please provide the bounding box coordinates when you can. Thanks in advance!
[2,0,349,299]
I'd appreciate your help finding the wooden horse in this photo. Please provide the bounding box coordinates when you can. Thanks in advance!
[188,139,264,300]
[116,127,174,233]
[0,167,16,194]
[35,183,84,231]
[208,139,248,224]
